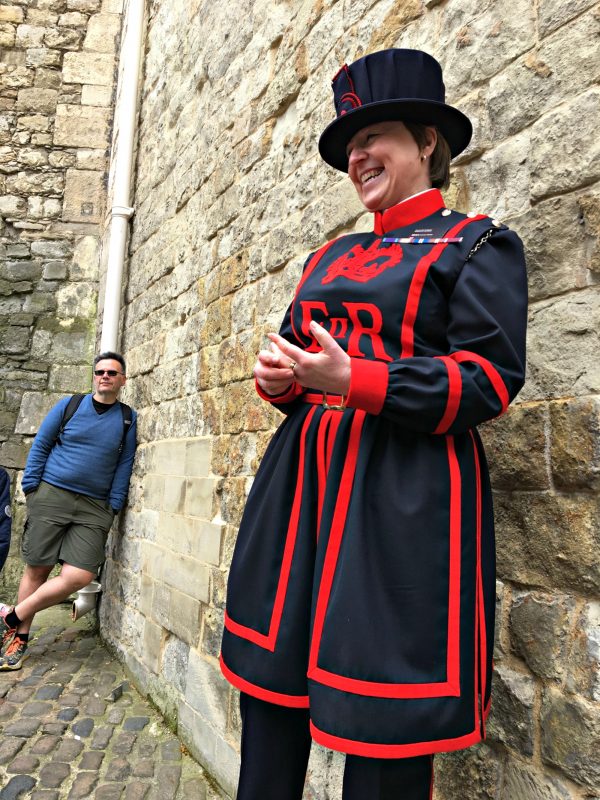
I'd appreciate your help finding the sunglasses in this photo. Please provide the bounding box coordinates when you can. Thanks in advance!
[94,369,124,377]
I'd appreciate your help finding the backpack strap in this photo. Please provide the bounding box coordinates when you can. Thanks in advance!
[56,394,85,446]
[118,402,133,454]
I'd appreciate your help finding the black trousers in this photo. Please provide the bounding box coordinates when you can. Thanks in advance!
[237,693,434,800]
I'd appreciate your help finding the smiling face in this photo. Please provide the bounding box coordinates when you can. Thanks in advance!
[346,120,437,212]
[92,358,126,404]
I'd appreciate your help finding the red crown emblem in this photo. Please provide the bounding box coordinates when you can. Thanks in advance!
[322,241,402,284]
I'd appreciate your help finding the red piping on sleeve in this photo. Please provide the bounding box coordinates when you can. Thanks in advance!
[449,351,510,414]
[346,358,389,415]
[434,356,463,434]
[255,378,304,404]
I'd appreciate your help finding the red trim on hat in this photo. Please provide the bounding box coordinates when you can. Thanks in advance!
[373,189,446,235]
[340,92,362,109]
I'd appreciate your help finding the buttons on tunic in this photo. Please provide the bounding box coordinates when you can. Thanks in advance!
[441,208,451,216]
[467,211,477,218]
[492,218,502,227]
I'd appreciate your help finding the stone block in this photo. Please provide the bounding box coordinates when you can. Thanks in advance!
[67,0,101,10]
[16,87,57,112]
[523,291,600,401]
[62,168,105,223]
[508,195,589,302]
[501,761,573,800]
[44,27,82,49]
[6,170,62,195]
[161,635,189,694]
[538,0,596,36]
[28,196,61,219]
[164,587,201,646]
[487,664,535,755]
[63,50,114,85]
[184,477,215,519]
[143,474,164,511]
[141,619,162,673]
[154,440,188,476]
[185,438,211,477]
[30,240,71,258]
[76,148,106,169]
[139,573,154,618]
[479,403,548,490]
[0,194,26,216]
[578,191,600,274]
[550,398,600,490]
[42,260,67,280]
[15,24,46,48]
[81,83,112,106]
[184,650,228,730]
[531,89,600,200]
[162,476,186,514]
[566,601,600,702]
[34,67,61,89]
[54,104,110,149]
[48,151,76,168]
[0,325,30,353]
[177,703,238,799]
[48,364,91,392]
[50,327,94,364]
[58,12,89,26]
[0,7,25,23]
[162,553,209,603]
[0,21,16,47]
[25,48,62,68]
[495,491,600,594]
[70,235,100,280]
[509,591,575,680]
[56,281,97,319]
[541,687,600,788]
[83,12,121,52]
[16,113,50,132]
[15,392,64,435]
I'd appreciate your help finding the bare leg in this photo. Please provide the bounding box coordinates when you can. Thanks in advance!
[15,563,95,634]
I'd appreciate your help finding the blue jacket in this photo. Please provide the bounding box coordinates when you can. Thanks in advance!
[22,394,137,511]
[0,468,10,573]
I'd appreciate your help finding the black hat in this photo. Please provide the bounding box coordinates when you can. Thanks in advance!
[318,49,472,172]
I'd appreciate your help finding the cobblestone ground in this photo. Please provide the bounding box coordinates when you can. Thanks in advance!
[0,604,222,800]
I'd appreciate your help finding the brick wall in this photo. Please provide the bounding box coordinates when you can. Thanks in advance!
[99,1,600,798]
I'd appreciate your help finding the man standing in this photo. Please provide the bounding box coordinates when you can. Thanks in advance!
[0,352,137,670]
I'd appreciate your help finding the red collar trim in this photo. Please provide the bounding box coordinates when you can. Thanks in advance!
[373,189,446,235]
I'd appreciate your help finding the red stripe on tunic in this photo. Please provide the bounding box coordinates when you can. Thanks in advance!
[400,215,487,358]
[310,720,483,759]
[219,655,309,708]
[308,430,463,699]
[224,405,317,651]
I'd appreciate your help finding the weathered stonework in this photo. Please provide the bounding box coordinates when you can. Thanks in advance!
[0,0,122,597]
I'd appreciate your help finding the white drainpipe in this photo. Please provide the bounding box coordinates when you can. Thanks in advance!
[100,0,146,352]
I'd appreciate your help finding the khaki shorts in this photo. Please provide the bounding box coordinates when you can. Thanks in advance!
[23,481,114,573]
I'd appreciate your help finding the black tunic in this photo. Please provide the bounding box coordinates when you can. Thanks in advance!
[221,189,527,757]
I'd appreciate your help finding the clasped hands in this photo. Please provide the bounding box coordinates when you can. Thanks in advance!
[254,320,351,397]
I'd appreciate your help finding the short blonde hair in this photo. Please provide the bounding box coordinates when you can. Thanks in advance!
[404,122,451,190]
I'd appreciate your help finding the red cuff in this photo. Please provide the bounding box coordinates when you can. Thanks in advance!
[346,359,389,415]
[255,379,304,404]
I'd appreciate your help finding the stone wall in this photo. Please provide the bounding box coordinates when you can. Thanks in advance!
[0,0,123,595]
[98,0,600,798]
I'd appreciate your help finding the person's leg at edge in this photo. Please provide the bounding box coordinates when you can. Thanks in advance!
[237,692,312,800]
[342,753,434,800]
[14,562,95,634]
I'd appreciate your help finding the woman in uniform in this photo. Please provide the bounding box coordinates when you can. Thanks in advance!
[220,48,527,800]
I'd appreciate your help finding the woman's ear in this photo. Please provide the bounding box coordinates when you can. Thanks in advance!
[424,126,438,157]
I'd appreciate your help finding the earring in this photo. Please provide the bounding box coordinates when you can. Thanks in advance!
[421,153,427,161]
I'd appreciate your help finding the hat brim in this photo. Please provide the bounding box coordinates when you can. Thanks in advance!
[318,99,473,172]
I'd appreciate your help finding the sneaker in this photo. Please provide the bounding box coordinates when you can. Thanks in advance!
[0,637,28,670]
[0,604,17,651]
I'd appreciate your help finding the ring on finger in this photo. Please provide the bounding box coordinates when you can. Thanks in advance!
[288,360,297,372]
